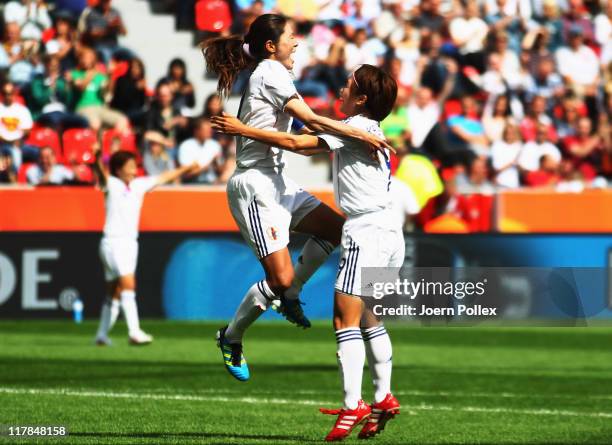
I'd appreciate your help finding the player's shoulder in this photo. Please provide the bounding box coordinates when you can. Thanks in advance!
[345,115,383,138]
[254,59,292,83]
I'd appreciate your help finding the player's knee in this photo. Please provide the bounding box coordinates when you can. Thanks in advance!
[267,270,294,295]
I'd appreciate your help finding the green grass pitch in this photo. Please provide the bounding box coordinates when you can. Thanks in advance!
[0,320,611,444]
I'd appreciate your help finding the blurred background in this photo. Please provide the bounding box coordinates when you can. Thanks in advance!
[0,0,611,322]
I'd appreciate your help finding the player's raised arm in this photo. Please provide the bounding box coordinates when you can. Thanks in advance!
[154,162,200,186]
[284,97,395,154]
[92,143,109,188]
[211,113,329,156]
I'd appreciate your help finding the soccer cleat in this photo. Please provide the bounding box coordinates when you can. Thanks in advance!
[320,399,371,442]
[94,336,112,346]
[358,393,400,439]
[216,326,249,382]
[128,330,153,346]
[272,295,311,329]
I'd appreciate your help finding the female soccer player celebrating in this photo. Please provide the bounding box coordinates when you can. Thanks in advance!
[203,14,392,382]
[93,147,197,346]
[213,64,402,441]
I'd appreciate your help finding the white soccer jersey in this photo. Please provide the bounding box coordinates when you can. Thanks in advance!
[102,176,157,240]
[237,59,299,170]
[319,115,392,218]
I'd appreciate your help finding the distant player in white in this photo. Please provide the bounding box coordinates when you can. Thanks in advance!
[213,65,403,441]
[93,147,197,346]
[203,14,392,381]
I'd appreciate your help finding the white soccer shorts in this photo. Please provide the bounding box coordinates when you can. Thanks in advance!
[227,168,321,259]
[99,237,139,281]
[335,215,405,297]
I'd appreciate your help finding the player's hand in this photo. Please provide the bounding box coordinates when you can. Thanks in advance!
[211,112,245,136]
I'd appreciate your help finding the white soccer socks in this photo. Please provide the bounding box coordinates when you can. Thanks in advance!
[225,280,276,344]
[336,328,366,410]
[362,326,393,403]
[96,298,120,339]
[285,237,335,300]
[120,290,141,337]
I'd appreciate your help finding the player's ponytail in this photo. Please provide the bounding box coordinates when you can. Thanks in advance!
[202,14,288,98]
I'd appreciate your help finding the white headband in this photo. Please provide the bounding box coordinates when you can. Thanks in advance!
[242,43,252,58]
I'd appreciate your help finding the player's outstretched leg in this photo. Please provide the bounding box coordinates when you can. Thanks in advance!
[358,325,400,439]
[218,279,276,381]
[272,236,335,328]
[216,325,249,381]
[121,289,153,345]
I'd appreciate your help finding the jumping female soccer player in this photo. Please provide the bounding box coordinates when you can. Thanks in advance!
[203,14,393,382]
[213,64,402,441]
[93,147,197,346]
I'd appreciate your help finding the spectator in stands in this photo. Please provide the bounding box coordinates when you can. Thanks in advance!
[4,0,52,42]
[555,25,600,97]
[408,57,457,154]
[449,0,489,72]
[69,47,129,133]
[447,95,490,159]
[145,81,188,147]
[563,116,603,179]
[26,146,74,185]
[0,150,16,183]
[389,20,421,89]
[143,131,176,177]
[413,0,445,37]
[561,0,595,43]
[483,94,512,142]
[46,10,79,73]
[520,95,557,142]
[54,0,87,16]
[110,57,148,128]
[492,119,523,188]
[525,57,564,105]
[202,93,224,119]
[519,121,562,172]
[0,81,37,170]
[178,118,221,184]
[29,55,88,131]
[528,0,564,53]
[486,0,525,54]
[594,1,612,46]
[525,153,561,186]
[158,58,195,111]
[554,96,582,138]
[456,156,496,194]
[81,0,127,63]
[344,28,378,73]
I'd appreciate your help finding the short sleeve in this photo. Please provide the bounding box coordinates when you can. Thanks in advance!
[131,176,158,195]
[318,134,345,152]
[260,64,298,112]
[19,105,33,131]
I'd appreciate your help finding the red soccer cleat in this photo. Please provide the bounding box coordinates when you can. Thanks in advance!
[358,393,400,439]
[320,399,371,442]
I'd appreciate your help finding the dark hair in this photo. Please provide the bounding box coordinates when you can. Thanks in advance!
[109,151,136,177]
[168,58,187,82]
[202,14,288,98]
[130,57,146,80]
[351,65,397,122]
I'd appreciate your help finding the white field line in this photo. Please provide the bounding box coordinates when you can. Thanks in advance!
[1,387,612,419]
[141,387,612,402]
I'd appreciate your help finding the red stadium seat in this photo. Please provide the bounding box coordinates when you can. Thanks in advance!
[102,129,137,156]
[62,128,97,164]
[17,162,34,184]
[195,0,232,33]
[26,127,62,162]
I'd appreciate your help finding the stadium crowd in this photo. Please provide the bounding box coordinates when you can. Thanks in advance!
[0,0,610,200]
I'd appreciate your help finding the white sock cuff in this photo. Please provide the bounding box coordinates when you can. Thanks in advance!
[120,290,135,301]
[361,326,387,342]
[309,236,334,255]
[335,328,362,344]
[257,280,277,300]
